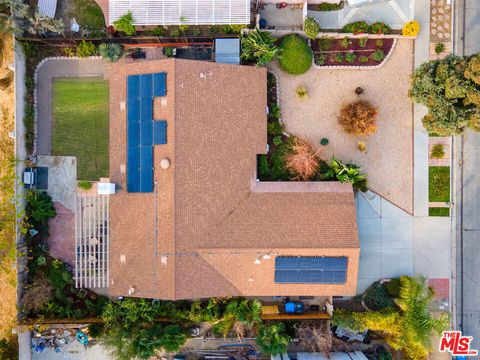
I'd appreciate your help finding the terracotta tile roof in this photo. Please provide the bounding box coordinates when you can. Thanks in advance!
[108,59,359,299]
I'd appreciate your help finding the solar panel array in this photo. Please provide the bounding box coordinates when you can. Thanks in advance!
[127,73,167,193]
[275,256,348,284]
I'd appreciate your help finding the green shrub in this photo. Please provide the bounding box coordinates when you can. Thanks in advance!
[191,26,202,36]
[76,40,97,57]
[430,144,445,159]
[320,138,329,146]
[23,102,35,154]
[363,281,395,310]
[386,278,401,297]
[313,2,344,11]
[340,37,351,49]
[304,17,321,39]
[24,190,56,231]
[323,158,368,191]
[342,21,369,34]
[267,121,284,136]
[209,26,219,35]
[435,42,445,54]
[164,47,175,57]
[113,11,136,36]
[358,37,368,48]
[278,34,312,75]
[170,28,181,37]
[345,52,356,63]
[258,155,271,179]
[296,85,308,100]
[334,53,344,63]
[98,43,124,62]
[22,41,38,58]
[241,30,280,65]
[315,54,326,65]
[273,136,283,146]
[359,55,369,63]
[375,39,384,48]
[160,325,187,352]
[256,323,290,356]
[152,26,166,36]
[63,46,75,57]
[377,347,393,360]
[268,104,281,120]
[370,49,385,62]
[222,24,245,34]
[368,22,391,34]
[78,180,93,190]
[318,37,333,51]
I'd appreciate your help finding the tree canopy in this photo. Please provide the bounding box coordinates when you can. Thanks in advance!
[409,54,480,135]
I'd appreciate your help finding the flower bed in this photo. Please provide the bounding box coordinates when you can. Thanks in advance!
[312,37,395,67]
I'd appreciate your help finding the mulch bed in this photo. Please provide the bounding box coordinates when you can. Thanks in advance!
[312,37,394,67]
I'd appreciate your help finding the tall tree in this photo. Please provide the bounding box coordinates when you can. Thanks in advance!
[410,54,480,135]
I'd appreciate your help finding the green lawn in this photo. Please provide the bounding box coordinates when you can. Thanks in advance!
[428,166,450,202]
[71,0,106,29]
[429,207,450,217]
[52,78,109,181]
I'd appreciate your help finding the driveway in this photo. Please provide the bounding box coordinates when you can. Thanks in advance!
[356,190,451,294]
[308,0,414,30]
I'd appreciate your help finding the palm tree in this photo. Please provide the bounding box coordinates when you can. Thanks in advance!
[332,276,449,360]
[256,322,290,355]
[241,30,281,66]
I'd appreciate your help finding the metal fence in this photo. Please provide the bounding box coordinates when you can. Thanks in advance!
[18,34,240,47]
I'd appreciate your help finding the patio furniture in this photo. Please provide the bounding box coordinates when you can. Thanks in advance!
[130,49,147,59]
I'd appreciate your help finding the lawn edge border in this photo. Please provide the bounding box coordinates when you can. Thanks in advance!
[311,38,397,70]
[33,56,102,155]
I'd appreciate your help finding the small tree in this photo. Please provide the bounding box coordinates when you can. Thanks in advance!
[26,12,65,35]
[304,17,320,39]
[160,325,186,352]
[99,43,124,62]
[256,322,290,355]
[284,137,320,180]
[409,54,480,135]
[241,30,281,66]
[338,100,378,136]
[113,11,136,36]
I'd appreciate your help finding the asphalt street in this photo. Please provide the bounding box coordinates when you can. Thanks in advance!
[455,0,480,351]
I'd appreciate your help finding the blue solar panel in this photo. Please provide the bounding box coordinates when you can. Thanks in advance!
[140,167,153,192]
[153,121,167,145]
[275,257,348,284]
[140,74,153,98]
[128,121,140,146]
[127,75,140,97]
[126,72,168,193]
[140,98,153,123]
[140,146,153,167]
[127,99,140,122]
[140,123,153,146]
[153,73,166,96]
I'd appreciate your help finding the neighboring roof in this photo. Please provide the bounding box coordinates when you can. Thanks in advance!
[215,38,240,65]
[108,59,360,300]
[103,0,250,25]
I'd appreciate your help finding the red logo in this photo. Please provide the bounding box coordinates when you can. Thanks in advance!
[439,331,478,356]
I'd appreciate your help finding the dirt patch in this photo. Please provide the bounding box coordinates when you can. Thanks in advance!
[269,38,415,214]
[0,34,17,340]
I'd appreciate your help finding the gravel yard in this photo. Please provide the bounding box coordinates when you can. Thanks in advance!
[269,39,414,214]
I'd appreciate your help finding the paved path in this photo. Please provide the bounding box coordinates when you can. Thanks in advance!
[307,0,413,30]
[36,58,108,155]
[454,0,480,350]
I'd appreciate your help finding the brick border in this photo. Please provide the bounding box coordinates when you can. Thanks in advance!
[33,56,103,155]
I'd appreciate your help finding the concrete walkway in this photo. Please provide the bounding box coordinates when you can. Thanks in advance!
[36,58,108,155]
[307,0,413,30]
